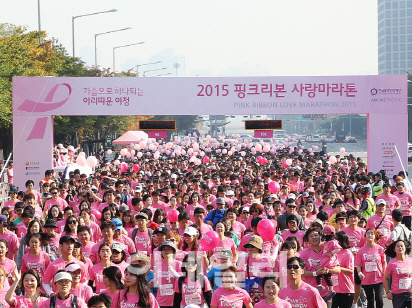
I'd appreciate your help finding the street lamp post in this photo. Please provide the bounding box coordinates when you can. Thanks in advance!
[38,0,41,43]
[153,72,172,77]
[134,61,162,76]
[143,67,167,77]
[72,9,117,57]
[113,42,145,73]
[95,27,131,73]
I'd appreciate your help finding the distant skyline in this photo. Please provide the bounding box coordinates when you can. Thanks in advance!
[2,0,378,76]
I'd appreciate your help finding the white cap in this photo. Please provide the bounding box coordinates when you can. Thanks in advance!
[183,227,198,237]
[270,194,278,199]
[54,272,72,283]
[317,160,322,164]
[242,207,250,212]
[376,199,387,206]
[65,263,84,273]
[251,199,261,204]
[185,305,201,308]
[226,190,234,196]
[287,193,296,200]
[326,161,331,164]
[171,174,177,179]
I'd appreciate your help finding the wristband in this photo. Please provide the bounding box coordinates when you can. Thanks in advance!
[358,272,364,277]
[312,271,318,277]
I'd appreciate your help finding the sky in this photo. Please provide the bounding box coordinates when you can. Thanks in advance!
[1,0,378,76]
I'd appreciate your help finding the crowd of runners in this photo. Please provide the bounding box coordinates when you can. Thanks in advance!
[0,136,411,308]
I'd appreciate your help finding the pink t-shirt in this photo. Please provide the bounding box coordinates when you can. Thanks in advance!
[299,247,330,297]
[0,286,10,308]
[198,223,213,236]
[393,191,412,217]
[42,257,87,285]
[211,286,252,308]
[278,281,326,308]
[232,221,246,240]
[154,260,182,306]
[375,194,400,215]
[11,295,47,308]
[0,231,19,260]
[281,230,305,247]
[44,198,68,212]
[4,200,18,211]
[320,240,341,269]
[331,249,354,294]
[385,256,412,294]
[174,276,212,306]
[366,215,394,248]
[133,229,152,256]
[90,262,116,293]
[344,199,360,211]
[70,283,93,303]
[21,251,50,279]
[56,220,66,233]
[212,237,236,260]
[341,227,366,249]
[112,289,159,308]
[255,299,292,308]
[81,242,95,260]
[355,245,385,285]
[39,295,87,308]
[89,240,127,264]
[186,204,203,222]
[85,222,101,243]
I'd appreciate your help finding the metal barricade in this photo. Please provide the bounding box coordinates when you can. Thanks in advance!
[0,183,9,208]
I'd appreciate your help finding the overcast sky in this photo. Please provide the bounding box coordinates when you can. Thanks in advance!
[1,0,378,76]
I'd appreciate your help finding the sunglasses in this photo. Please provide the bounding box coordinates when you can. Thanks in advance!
[251,210,259,213]
[287,264,300,270]
[51,192,58,195]
[185,261,197,266]
[68,220,77,224]
[242,211,250,214]
[287,206,297,209]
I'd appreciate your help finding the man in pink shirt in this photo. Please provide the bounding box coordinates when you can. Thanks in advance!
[375,183,401,215]
[151,191,166,211]
[280,215,305,247]
[193,207,213,236]
[279,256,326,308]
[77,225,95,259]
[393,181,412,230]
[44,187,68,214]
[366,199,394,248]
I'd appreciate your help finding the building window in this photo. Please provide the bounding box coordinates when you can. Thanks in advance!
[393,61,399,68]
[393,70,399,74]
[400,27,406,34]
[393,2,398,9]
[394,44,399,51]
[401,35,406,42]
[400,61,406,68]
[400,18,406,25]
[394,36,399,43]
[393,27,399,35]
[394,53,399,60]
[401,52,406,60]
[393,10,399,18]
[386,54,392,61]
[401,44,406,51]
[387,62,392,69]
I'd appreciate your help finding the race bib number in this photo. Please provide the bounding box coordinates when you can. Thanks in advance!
[137,250,148,256]
[399,278,412,290]
[185,293,202,305]
[159,284,174,296]
[365,261,378,273]
[331,275,339,287]
[381,228,389,237]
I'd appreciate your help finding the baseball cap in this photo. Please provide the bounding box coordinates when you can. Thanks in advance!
[263,197,274,204]
[323,225,336,235]
[134,186,143,193]
[0,215,8,224]
[136,213,148,220]
[54,271,72,283]
[242,207,250,213]
[216,197,225,204]
[119,204,129,213]
[226,190,234,196]
[183,227,198,237]
[154,227,169,235]
[376,199,386,206]
[111,242,124,253]
[244,235,263,251]
[287,194,296,200]
[219,249,233,259]
[310,219,324,229]
[59,235,76,245]
[112,218,123,230]
[171,174,177,179]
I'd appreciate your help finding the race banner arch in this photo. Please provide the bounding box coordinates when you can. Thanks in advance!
[13,75,407,188]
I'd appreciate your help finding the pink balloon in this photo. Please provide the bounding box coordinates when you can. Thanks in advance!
[91,209,101,220]
[120,163,128,173]
[130,150,136,155]
[255,144,262,152]
[195,159,202,166]
[222,149,227,154]
[137,152,143,158]
[120,148,128,156]
[193,143,199,150]
[228,151,233,156]
[167,209,179,222]
[263,145,270,152]
[257,156,263,163]
[86,156,98,168]
[268,181,280,193]
[329,156,337,164]
[114,160,120,166]
[282,161,288,168]
[76,156,86,166]
[133,164,140,172]
[79,152,86,157]
[257,219,277,241]
[188,148,194,155]
[340,147,345,153]
[139,141,146,149]
[201,231,220,251]
[106,149,112,155]
[134,144,140,150]
[176,150,181,156]
[203,156,210,163]
[286,159,292,166]
[261,158,268,165]
[126,153,131,158]
[241,151,246,157]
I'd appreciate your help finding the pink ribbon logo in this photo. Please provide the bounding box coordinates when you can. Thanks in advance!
[17,83,71,141]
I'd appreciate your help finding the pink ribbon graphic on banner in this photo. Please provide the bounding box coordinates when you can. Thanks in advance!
[17,83,71,141]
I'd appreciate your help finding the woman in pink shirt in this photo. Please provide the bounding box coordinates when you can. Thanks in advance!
[173,253,212,307]
[211,221,238,265]
[343,188,360,211]
[0,239,16,286]
[46,205,64,226]
[65,262,93,304]
[61,215,80,239]
[101,266,124,300]
[6,269,47,308]
[20,233,50,281]
[383,240,412,308]
[89,243,115,293]
[355,228,386,308]
[254,274,291,308]
[0,265,10,308]
[121,210,137,235]
[181,227,209,269]
[112,264,159,308]
[305,199,318,222]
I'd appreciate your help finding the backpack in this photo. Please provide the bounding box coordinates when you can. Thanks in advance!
[50,295,78,308]
[132,227,153,245]
[396,224,412,244]
[361,197,375,221]
[210,209,225,227]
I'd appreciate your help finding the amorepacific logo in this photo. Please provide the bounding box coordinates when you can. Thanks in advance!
[370,88,402,95]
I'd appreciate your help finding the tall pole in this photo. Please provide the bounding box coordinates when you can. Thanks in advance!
[72,16,75,56]
[95,34,98,72]
[174,62,180,76]
[112,42,145,73]
[37,0,41,44]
